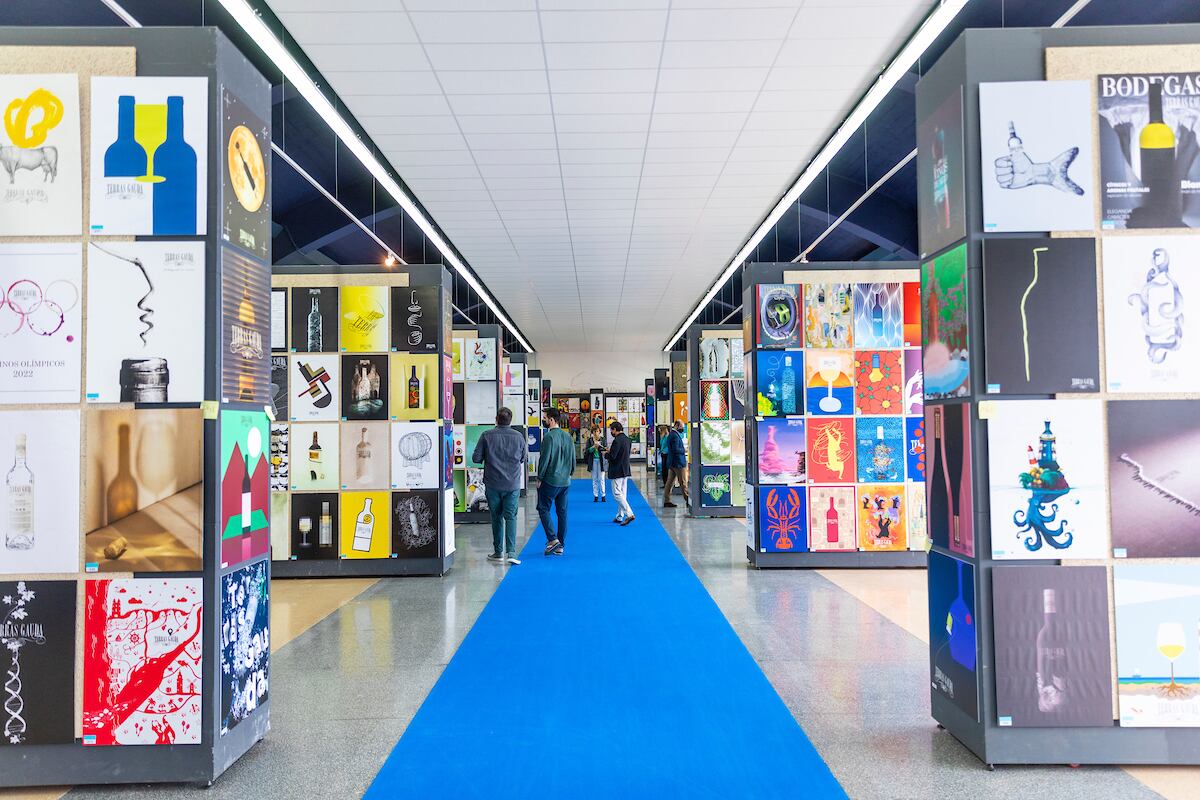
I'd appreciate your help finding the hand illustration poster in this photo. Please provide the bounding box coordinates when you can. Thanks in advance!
[756,418,805,485]
[290,286,338,353]
[855,416,904,483]
[86,242,205,403]
[340,421,390,491]
[979,80,1094,232]
[982,237,1099,395]
[853,283,902,348]
[0,244,82,403]
[857,483,906,551]
[756,350,803,416]
[392,421,440,490]
[928,551,979,722]
[290,354,339,421]
[921,243,970,399]
[0,74,82,236]
[83,578,203,745]
[89,76,208,236]
[756,284,801,348]
[340,286,388,353]
[907,481,928,552]
[341,354,388,422]
[917,86,967,258]
[289,422,338,491]
[992,565,1113,728]
[340,490,390,559]
[699,421,731,466]
[392,490,439,559]
[1114,564,1200,727]
[853,349,902,415]
[221,246,270,404]
[804,283,853,349]
[390,353,439,421]
[219,410,270,570]
[699,466,732,508]
[804,350,853,417]
[805,417,855,484]
[289,492,338,560]
[220,559,269,736]
[220,87,270,261]
[757,486,807,552]
[0,580,75,746]
[903,348,923,415]
[926,402,974,558]
[987,399,1108,560]
[807,485,856,552]
[465,337,498,381]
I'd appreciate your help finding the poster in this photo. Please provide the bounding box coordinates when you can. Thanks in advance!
[391,421,440,490]
[730,340,744,380]
[730,464,746,508]
[451,425,466,468]
[757,486,807,552]
[89,77,208,236]
[755,284,801,348]
[290,354,339,421]
[392,490,439,559]
[807,485,856,552]
[672,393,687,423]
[269,493,289,560]
[671,360,687,392]
[982,237,1099,395]
[340,490,390,559]
[0,244,82,403]
[803,283,852,349]
[290,286,338,353]
[390,353,439,421]
[903,349,923,416]
[340,421,390,491]
[220,86,270,261]
[699,336,731,379]
[755,350,802,416]
[501,360,524,393]
[857,484,906,551]
[805,417,855,484]
[804,349,853,417]
[340,285,388,353]
[463,467,488,512]
[699,466,732,508]
[699,421,731,466]
[853,349,903,415]
[756,418,805,485]
[928,551,978,721]
[0,580,75,745]
[905,416,925,482]
[269,355,289,421]
[85,242,205,403]
[907,481,928,552]
[699,380,729,420]
[452,470,466,513]
[0,74,82,235]
[464,425,488,468]
[82,578,203,745]
[926,402,974,557]
[83,408,202,573]
[451,338,464,381]
[289,492,338,559]
[730,420,745,465]
[729,379,746,420]
[289,422,339,491]
[219,410,270,570]
[1114,564,1200,727]
[446,356,456,420]
[852,283,902,348]
[220,559,269,735]
[464,381,498,425]
[993,565,1113,728]
[854,417,904,483]
[922,243,970,399]
[979,80,1094,233]
[917,86,967,257]
[341,354,388,421]
[987,399,1108,560]
[902,281,921,347]
[221,246,270,404]
[271,288,286,352]
[465,338,498,381]
[269,423,288,492]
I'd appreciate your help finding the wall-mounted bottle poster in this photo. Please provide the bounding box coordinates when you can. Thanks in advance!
[222,246,271,404]
[220,86,270,262]
[392,489,439,559]
[219,410,270,570]
[928,551,979,722]
[921,243,970,400]
[341,354,388,422]
[289,492,338,560]
[852,283,902,348]
[290,354,339,421]
[340,285,388,353]
[220,559,269,736]
[290,422,338,491]
[340,421,390,491]
[391,285,439,353]
[907,481,928,552]
[89,77,208,236]
[464,337,498,381]
[917,86,966,258]
[0,244,82,404]
[925,402,974,558]
[340,490,390,559]
[0,410,78,575]
[806,486,857,552]
[390,353,439,421]
[0,580,76,745]
[290,286,338,353]
[0,74,82,236]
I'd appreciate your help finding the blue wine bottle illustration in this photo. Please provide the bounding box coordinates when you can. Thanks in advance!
[152,96,198,234]
[103,95,145,177]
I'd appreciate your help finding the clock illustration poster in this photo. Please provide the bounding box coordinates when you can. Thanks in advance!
[221,87,270,262]
[928,551,979,722]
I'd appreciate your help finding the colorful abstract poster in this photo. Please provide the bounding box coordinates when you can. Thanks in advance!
[757,486,807,552]
[221,246,271,404]
[82,408,201,573]
[903,348,923,416]
[699,380,730,420]
[340,286,388,353]
[289,422,338,491]
[982,237,1100,395]
[907,481,928,552]
[340,490,390,559]
[464,381,498,425]
[755,350,802,416]
[1108,399,1200,558]
[987,399,1108,560]
[807,485,856,552]
[855,416,904,483]
[89,77,208,236]
[917,86,967,258]
[699,466,732,508]
[804,349,853,416]
[1114,564,1200,727]
[388,353,439,422]
[993,565,1113,728]
[290,354,339,421]
[442,424,453,489]
[220,559,269,736]
[700,421,731,466]
[902,282,922,348]
[269,355,289,422]
[853,283,902,348]
[289,492,338,559]
[979,80,1094,233]
[929,552,979,721]
[672,393,688,423]
[464,338,497,381]
[756,418,805,485]
[392,421,440,490]
[730,340,744,379]
[905,416,926,482]
[805,417,855,484]
[219,410,270,570]
[86,241,205,403]
[220,86,270,261]
[269,492,288,560]
[289,286,338,353]
[756,284,801,348]
[926,402,974,558]
[83,578,203,745]
[526,425,541,453]
[857,484,906,551]
[922,244,970,399]
[699,336,732,378]
[340,421,390,491]
[341,354,388,422]
[803,283,853,349]
[391,285,440,354]
[730,464,746,508]
[1102,235,1200,394]
[0,580,75,745]
[0,74,82,235]
[0,244,82,404]
[392,490,439,559]
[853,349,903,415]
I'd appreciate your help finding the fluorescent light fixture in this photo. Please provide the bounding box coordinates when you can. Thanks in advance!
[663,0,969,351]
[217,0,533,352]
[100,0,141,27]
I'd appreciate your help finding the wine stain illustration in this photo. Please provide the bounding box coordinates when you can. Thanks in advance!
[1019,247,1048,382]
[92,243,154,344]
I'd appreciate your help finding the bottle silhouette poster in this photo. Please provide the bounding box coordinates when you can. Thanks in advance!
[339,421,389,491]
[392,489,439,559]
[857,484,906,551]
[339,490,390,559]
[907,481,929,552]
[288,492,339,560]
[0,411,79,576]
[917,87,966,257]
[341,354,389,422]
[924,402,975,558]
[852,283,903,348]
[854,416,904,483]
[0,580,75,746]
[853,349,903,415]
[804,350,854,417]
[755,350,803,417]
[220,87,270,261]
[921,244,970,399]
[219,410,270,570]
[221,247,271,404]
[807,485,856,552]
[290,286,338,353]
[220,560,269,735]
[0,244,83,403]
[289,422,339,491]
[928,552,979,721]
[757,486,807,552]
[340,286,388,353]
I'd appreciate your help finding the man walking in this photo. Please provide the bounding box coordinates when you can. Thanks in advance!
[537,408,574,556]
[473,407,528,565]
[607,420,635,526]
[661,420,690,508]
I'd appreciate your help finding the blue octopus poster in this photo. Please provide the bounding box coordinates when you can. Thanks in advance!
[854,416,904,483]
[928,551,979,721]
[220,559,269,735]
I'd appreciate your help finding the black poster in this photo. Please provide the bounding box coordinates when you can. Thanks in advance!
[392,286,440,353]
[917,86,967,258]
[290,286,338,353]
[654,368,670,401]
[220,86,271,262]
[928,551,979,722]
[269,355,289,421]
[0,580,75,745]
[220,560,269,735]
[982,237,1100,395]
[452,383,465,425]
[290,493,339,560]
[392,490,440,559]
[341,354,388,421]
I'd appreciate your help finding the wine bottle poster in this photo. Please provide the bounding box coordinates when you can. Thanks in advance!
[902,281,922,347]
[464,425,489,469]
[219,409,270,570]
[755,350,802,417]
[854,416,904,484]
[981,237,1100,395]
[502,360,525,393]
[289,422,339,491]
[979,80,1095,233]
[853,349,903,415]
[392,489,440,559]
[807,485,856,552]
[699,466,732,508]
[803,283,853,349]
[339,421,390,491]
[390,353,439,421]
[805,417,855,484]
[464,337,498,382]
[269,423,288,492]
[992,565,1113,728]
[269,492,289,560]
[89,76,208,236]
[857,483,907,551]
[289,492,339,560]
[987,399,1109,561]
[699,380,729,421]
[289,354,340,421]
[82,578,203,745]
[730,464,746,508]
[902,348,923,416]
[220,87,270,261]
[917,86,967,258]
[755,284,801,349]
[699,421,731,466]
[452,470,466,513]
[1108,399,1200,558]
[340,354,389,422]
[921,243,970,400]
[925,402,975,558]
[289,286,338,353]
[757,485,808,553]
[269,355,289,422]
[463,467,488,512]
[391,421,440,490]
[0,580,75,746]
[1114,563,1200,727]
[0,244,82,404]
[905,415,925,482]
[756,418,805,485]
[340,285,389,353]
[803,349,853,417]
[220,559,269,736]
[451,338,464,381]
[852,282,903,348]
[85,242,205,404]
[339,490,390,559]
[906,481,928,552]
[464,381,498,426]
[221,246,271,404]
[699,336,731,379]
[1102,235,1200,394]
[730,420,745,465]
[928,551,979,722]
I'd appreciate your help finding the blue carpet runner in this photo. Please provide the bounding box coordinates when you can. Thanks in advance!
[365,479,846,798]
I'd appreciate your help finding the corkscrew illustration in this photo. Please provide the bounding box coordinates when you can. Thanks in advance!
[406,291,423,346]
[1119,454,1200,516]
[994,122,1084,195]
[93,243,154,344]
[1127,247,1183,364]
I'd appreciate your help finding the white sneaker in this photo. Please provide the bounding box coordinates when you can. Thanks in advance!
[506,555,522,565]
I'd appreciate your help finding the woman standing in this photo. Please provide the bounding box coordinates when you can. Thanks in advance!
[606,421,635,525]
[585,425,607,502]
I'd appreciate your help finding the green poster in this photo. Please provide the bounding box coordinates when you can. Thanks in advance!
[219,409,270,568]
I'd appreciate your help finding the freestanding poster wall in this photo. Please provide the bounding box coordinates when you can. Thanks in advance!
[525,369,542,481]
[501,352,529,496]
[686,324,746,518]
[603,391,647,464]
[452,324,502,524]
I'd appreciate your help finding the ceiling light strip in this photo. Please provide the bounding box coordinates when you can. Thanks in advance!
[99,0,141,27]
[1053,0,1094,27]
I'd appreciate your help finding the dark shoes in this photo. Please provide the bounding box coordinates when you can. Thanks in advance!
[664,502,678,508]
[593,496,598,502]
[544,539,561,555]
[487,553,504,563]
[612,517,623,524]
[552,545,564,556]
[601,496,607,502]
[620,516,635,526]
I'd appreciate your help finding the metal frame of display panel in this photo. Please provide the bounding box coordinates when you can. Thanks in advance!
[686,324,746,518]
[453,324,502,524]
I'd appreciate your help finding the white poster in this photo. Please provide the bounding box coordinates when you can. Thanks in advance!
[391,421,439,489]
[0,243,82,403]
[289,422,338,491]
[0,409,80,574]
[0,74,82,236]
[85,241,205,403]
[465,381,498,425]
[89,76,208,236]
[270,288,286,351]
[1103,235,1200,394]
[502,361,525,392]
[464,337,497,381]
[289,353,339,421]
[443,488,455,556]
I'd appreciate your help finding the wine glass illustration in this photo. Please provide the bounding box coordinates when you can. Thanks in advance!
[297,516,312,548]
[1156,622,1188,697]
[817,357,843,413]
[133,103,168,183]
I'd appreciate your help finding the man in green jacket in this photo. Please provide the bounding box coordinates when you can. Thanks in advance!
[537,408,575,556]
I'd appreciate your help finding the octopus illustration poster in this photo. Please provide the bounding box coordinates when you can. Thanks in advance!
[0,74,82,236]
[83,578,203,745]
[917,87,967,258]
[757,486,807,552]
[853,350,902,415]
[854,416,904,484]
[922,244,970,399]
[982,237,1099,395]
[1102,235,1200,394]
[290,353,339,421]
[987,399,1108,560]
[0,580,75,746]
[857,484,906,551]
[392,490,439,559]
[220,87,270,261]
[220,559,269,736]
[903,348,923,415]
[219,410,270,570]
[1114,564,1200,727]
[85,242,205,404]
[755,284,800,348]
[804,350,853,417]
[804,283,853,349]
[926,402,974,558]
[928,551,978,721]
[340,285,388,353]
[391,421,440,490]
[852,283,902,348]
[89,77,208,236]
[805,417,855,484]
[807,485,856,552]
[756,418,805,485]
[0,244,82,404]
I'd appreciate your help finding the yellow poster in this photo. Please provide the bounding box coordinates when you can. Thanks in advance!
[856,484,907,551]
[340,490,391,559]
[390,353,439,420]
[451,338,464,380]
[340,286,389,352]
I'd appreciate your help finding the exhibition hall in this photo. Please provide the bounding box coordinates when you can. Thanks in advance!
[1,1,1199,798]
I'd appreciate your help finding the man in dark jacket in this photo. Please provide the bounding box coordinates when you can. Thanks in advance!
[537,408,575,556]
[473,407,527,564]
[606,420,635,526]
[661,420,690,508]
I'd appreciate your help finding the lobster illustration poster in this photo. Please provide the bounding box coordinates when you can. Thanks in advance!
[82,578,203,745]
[0,580,74,746]
[756,350,802,416]
[854,417,904,483]
[392,490,439,559]
[852,283,902,348]
[0,244,82,404]
[220,560,269,736]
[921,244,970,399]
[755,284,800,348]
[390,353,439,421]
[857,484,906,551]
[465,337,498,382]
[804,283,853,349]
[979,80,1094,233]
[340,490,390,559]
[992,565,1113,728]
[807,485,856,552]
[805,417,855,484]
[982,237,1099,395]
[699,466,732,508]
[220,87,270,261]
[89,76,208,236]
[987,399,1108,560]
[0,74,82,236]
[804,350,853,417]
[928,551,978,721]
[339,421,390,491]
[289,492,338,559]
[219,410,270,570]
[221,246,271,404]
[341,354,388,422]
[756,418,805,485]
[85,242,205,404]
[340,286,388,353]
[289,422,339,491]
[853,349,903,415]
[925,403,974,558]
[290,354,339,421]
[289,286,338,353]
[391,285,439,353]
[1102,235,1200,394]
[917,86,966,258]
[392,421,440,490]
[757,486,807,553]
